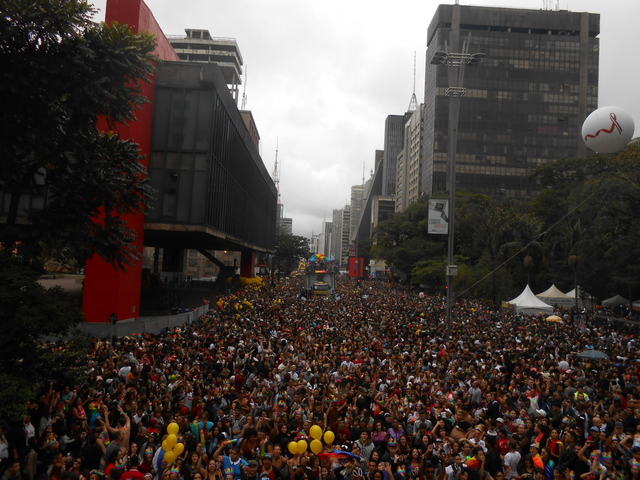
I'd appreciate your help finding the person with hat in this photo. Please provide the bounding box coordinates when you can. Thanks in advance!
[381,438,403,467]
[245,461,260,480]
[259,454,280,480]
[212,440,248,480]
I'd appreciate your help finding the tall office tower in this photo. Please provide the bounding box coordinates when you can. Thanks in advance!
[350,184,365,243]
[318,221,333,256]
[422,5,599,199]
[356,150,384,245]
[330,207,351,266]
[340,206,351,267]
[382,112,413,196]
[395,105,424,213]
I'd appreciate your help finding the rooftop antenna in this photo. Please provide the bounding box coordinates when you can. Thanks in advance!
[240,65,248,110]
[271,137,281,204]
[407,51,418,112]
[362,161,365,184]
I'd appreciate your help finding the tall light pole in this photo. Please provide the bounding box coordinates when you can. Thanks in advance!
[431,47,484,336]
[568,254,579,312]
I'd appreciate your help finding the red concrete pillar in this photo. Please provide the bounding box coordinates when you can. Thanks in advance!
[82,0,179,322]
[240,252,256,278]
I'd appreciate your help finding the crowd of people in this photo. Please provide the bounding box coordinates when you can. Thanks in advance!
[1,276,640,480]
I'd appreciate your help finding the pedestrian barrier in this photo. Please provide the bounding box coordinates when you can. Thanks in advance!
[76,304,210,338]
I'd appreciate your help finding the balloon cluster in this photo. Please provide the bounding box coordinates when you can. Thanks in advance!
[161,422,185,464]
[288,426,334,456]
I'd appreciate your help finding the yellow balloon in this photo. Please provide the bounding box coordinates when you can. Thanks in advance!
[296,440,308,454]
[162,440,170,452]
[167,422,179,435]
[166,434,178,448]
[310,439,323,455]
[288,441,298,455]
[309,425,322,441]
[174,442,185,455]
[323,431,335,445]
[164,451,176,464]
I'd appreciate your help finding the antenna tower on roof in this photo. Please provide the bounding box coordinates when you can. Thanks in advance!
[407,52,418,112]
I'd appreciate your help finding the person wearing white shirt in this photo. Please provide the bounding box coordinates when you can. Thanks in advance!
[503,439,521,479]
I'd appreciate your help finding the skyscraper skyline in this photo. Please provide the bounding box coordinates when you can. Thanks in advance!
[422,4,599,199]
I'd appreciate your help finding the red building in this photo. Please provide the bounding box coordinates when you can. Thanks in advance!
[83,0,180,323]
[83,0,277,322]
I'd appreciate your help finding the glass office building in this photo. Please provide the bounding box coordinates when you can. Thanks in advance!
[422,5,599,199]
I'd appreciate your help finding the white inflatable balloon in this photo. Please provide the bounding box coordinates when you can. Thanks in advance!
[582,106,635,154]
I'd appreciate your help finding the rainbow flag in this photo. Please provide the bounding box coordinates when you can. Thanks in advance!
[318,451,361,462]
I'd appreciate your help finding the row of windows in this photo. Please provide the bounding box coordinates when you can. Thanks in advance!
[496,91,574,104]
[471,35,592,51]
[541,105,579,115]
[436,82,588,97]
[478,58,581,72]
[486,50,581,61]
[149,81,276,250]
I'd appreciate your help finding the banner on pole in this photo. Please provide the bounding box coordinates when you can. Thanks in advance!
[428,199,449,234]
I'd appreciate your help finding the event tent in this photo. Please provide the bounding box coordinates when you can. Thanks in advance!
[601,295,629,307]
[536,284,574,306]
[506,285,554,314]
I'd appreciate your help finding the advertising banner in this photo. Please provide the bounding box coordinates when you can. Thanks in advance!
[428,199,449,234]
[349,257,365,278]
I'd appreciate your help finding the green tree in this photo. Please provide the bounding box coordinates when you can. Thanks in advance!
[531,145,640,300]
[456,192,542,301]
[0,0,157,419]
[372,196,446,281]
[1,0,156,268]
[274,232,310,276]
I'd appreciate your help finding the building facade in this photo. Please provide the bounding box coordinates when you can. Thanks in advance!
[168,29,243,104]
[382,113,413,196]
[395,105,424,213]
[422,4,599,199]
[350,184,365,243]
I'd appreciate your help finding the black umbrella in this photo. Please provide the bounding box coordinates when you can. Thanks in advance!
[577,350,609,360]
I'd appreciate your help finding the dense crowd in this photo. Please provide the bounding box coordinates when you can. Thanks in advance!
[1,276,640,480]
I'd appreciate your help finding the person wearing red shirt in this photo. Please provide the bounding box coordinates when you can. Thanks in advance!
[121,456,145,480]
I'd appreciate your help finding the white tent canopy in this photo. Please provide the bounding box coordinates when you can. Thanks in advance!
[536,284,574,306]
[506,285,554,314]
[602,295,629,307]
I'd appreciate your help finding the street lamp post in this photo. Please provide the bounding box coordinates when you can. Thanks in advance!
[568,254,579,312]
[431,48,484,336]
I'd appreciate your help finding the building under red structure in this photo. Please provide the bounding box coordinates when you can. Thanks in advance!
[83,0,180,323]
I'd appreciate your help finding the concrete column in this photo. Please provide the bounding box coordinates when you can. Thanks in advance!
[240,251,255,277]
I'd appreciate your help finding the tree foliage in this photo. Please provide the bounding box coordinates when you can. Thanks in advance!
[0,0,157,420]
[531,144,640,298]
[372,196,446,279]
[0,0,157,269]
[372,145,640,304]
[274,232,310,275]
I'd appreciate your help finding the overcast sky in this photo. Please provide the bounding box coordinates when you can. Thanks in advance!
[92,0,640,240]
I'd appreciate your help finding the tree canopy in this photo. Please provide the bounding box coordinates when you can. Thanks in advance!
[0,0,157,419]
[274,231,310,276]
[1,0,156,269]
[370,144,640,304]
